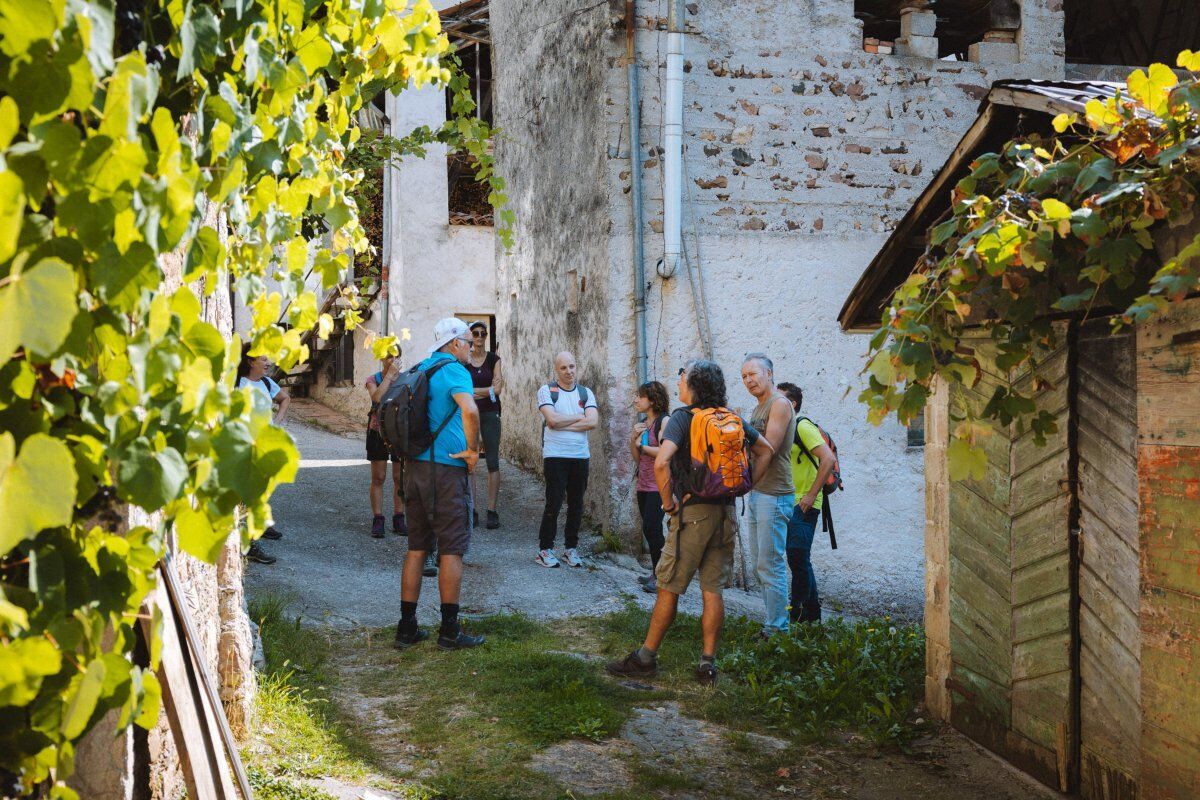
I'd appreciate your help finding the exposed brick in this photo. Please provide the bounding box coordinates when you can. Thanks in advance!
[695,175,729,189]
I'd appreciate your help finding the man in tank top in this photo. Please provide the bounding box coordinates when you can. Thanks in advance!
[741,353,796,636]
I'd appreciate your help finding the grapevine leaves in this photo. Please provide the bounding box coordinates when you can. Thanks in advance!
[864,58,1200,479]
[0,259,78,364]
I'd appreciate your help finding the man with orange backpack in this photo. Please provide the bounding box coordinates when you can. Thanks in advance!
[606,360,774,685]
[778,382,838,624]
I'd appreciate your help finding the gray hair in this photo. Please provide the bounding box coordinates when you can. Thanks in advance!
[742,352,774,373]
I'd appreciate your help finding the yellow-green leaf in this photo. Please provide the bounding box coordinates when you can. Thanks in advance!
[1051,112,1077,133]
[1179,50,1200,72]
[0,258,79,361]
[0,435,78,555]
[1041,198,1072,221]
[175,506,227,562]
[946,436,987,482]
[61,658,106,739]
[0,95,18,149]
[1127,63,1178,115]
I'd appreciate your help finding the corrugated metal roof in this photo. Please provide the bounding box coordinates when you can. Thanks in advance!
[838,79,1129,332]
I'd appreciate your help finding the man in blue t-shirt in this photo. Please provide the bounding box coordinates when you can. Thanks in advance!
[395,318,485,651]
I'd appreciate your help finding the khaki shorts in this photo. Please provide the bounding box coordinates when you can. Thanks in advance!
[654,503,736,595]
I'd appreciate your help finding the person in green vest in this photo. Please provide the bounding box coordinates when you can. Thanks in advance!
[777,382,836,624]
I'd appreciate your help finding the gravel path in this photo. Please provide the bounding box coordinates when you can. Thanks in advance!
[245,419,767,630]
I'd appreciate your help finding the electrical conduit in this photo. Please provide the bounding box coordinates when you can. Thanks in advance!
[626,0,648,385]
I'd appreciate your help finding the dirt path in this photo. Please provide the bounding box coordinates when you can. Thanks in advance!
[245,410,767,630]
[243,405,1056,800]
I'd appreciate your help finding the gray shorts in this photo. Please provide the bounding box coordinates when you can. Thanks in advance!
[479,411,501,473]
[404,460,473,555]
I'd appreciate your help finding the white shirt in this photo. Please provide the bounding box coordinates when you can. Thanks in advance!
[537,383,597,459]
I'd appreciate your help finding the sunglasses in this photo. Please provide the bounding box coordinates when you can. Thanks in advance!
[471,330,487,337]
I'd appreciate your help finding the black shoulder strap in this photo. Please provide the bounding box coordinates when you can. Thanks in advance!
[547,382,559,403]
[795,416,819,469]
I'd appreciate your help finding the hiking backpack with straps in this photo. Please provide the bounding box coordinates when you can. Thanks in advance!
[541,382,592,445]
[677,407,753,501]
[379,360,456,458]
[794,416,843,549]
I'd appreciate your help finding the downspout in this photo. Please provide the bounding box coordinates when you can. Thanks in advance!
[661,0,684,280]
[626,0,648,385]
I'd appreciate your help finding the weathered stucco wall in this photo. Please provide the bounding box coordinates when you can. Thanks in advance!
[494,0,1064,616]
[491,0,621,511]
[385,80,497,369]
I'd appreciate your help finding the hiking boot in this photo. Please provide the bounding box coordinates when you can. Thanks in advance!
[392,513,408,535]
[246,542,276,565]
[605,651,658,678]
[486,510,500,529]
[695,661,718,686]
[422,554,438,577]
[371,516,385,538]
[562,548,583,568]
[535,549,560,568]
[642,576,657,594]
[262,525,283,540]
[437,625,485,651]
[394,623,429,649]
[638,573,655,586]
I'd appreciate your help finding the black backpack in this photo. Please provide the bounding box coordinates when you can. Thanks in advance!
[794,416,843,550]
[379,361,456,457]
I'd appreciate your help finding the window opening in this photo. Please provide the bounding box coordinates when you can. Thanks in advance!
[1065,0,1200,66]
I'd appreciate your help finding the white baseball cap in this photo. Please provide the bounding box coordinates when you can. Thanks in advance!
[430,317,470,355]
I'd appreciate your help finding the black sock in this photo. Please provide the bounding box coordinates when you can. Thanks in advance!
[440,603,459,635]
[400,601,418,626]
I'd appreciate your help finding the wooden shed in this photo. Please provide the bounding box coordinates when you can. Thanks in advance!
[839,80,1200,799]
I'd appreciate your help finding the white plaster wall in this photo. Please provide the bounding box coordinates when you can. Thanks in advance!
[385,84,497,365]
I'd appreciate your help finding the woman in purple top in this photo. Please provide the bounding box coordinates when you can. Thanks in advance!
[629,381,670,592]
[466,321,503,529]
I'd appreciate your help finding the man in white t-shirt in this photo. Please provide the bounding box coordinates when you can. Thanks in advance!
[536,351,599,568]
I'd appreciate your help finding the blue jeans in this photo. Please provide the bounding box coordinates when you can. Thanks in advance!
[787,504,821,623]
[747,491,793,633]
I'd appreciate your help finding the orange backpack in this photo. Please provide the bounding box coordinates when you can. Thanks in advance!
[682,407,753,500]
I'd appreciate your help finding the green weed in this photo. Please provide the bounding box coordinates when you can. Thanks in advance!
[595,527,625,554]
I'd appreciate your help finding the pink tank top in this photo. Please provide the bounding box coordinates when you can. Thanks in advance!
[636,416,663,493]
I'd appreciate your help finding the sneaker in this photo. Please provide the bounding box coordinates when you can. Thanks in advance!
[394,623,429,649]
[371,516,385,538]
[605,650,658,678]
[695,661,718,686]
[642,576,657,594]
[437,625,485,651]
[246,542,276,564]
[535,549,560,568]
[562,548,583,568]
[422,554,438,577]
[392,513,407,535]
[486,510,500,529]
[262,525,283,540]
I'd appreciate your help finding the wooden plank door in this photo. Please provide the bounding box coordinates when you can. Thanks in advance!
[1076,323,1140,799]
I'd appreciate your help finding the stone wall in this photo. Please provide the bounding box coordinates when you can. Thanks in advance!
[490,0,622,497]
[493,0,1065,614]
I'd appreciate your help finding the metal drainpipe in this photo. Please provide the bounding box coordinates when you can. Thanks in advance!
[626,0,648,385]
[661,0,684,281]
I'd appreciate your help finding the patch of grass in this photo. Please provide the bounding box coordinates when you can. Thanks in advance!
[245,593,375,784]
[248,767,337,800]
[583,603,924,746]
[595,527,625,554]
[634,761,704,792]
